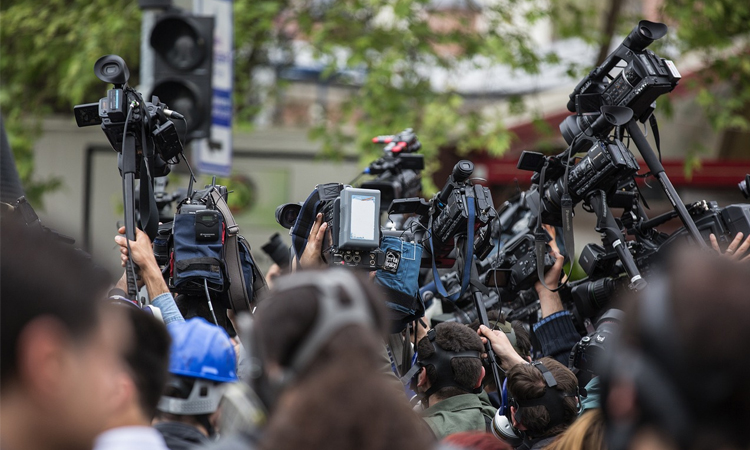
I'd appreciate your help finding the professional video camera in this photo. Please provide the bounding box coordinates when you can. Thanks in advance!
[569,308,623,375]
[566,20,680,121]
[280,183,385,270]
[74,54,186,299]
[391,160,496,268]
[74,55,184,177]
[360,128,425,210]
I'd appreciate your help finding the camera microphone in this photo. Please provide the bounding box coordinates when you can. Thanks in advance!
[164,109,185,120]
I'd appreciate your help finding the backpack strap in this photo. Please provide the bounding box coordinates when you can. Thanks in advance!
[210,189,251,312]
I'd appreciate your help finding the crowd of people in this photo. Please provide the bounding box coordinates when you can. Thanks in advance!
[3,199,750,450]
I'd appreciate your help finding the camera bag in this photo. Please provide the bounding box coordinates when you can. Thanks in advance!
[169,187,267,313]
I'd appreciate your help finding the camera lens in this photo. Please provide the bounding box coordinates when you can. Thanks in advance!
[572,277,616,319]
[275,203,302,229]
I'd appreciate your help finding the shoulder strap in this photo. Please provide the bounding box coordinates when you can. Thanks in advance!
[210,189,251,312]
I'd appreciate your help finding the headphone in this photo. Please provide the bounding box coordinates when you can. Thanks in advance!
[492,361,581,448]
[407,327,483,403]
[108,288,165,322]
[243,269,377,408]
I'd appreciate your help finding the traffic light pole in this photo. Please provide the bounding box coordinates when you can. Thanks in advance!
[140,9,157,96]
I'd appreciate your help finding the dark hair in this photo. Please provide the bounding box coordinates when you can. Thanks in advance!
[121,306,171,419]
[256,270,433,450]
[417,322,484,399]
[511,320,531,358]
[507,357,578,438]
[254,271,390,371]
[0,217,110,387]
[612,248,750,450]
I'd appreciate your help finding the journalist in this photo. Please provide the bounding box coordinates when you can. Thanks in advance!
[0,216,128,450]
[93,304,172,450]
[415,322,497,439]
[602,248,750,450]
[154,318,238,449]
[479,328,580,449]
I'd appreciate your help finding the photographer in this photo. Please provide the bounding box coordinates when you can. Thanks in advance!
[415,322,497,439]
[478,329,580,449]
[0,216,128,450]
[602,248,750,450]
[154,318,238,449]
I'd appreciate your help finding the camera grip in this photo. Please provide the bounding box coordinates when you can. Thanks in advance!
[125,258,140,300]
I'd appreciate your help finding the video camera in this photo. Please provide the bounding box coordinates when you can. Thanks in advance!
[518,106,640,227]
[391,160,496,268]
[74,55,184,178]
[360,128,425,210]
[566,20,681,121]
[279,183,385,270]
[73,54,187,299]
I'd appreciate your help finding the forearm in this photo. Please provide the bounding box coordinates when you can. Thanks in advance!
[538,290,564,318]
[141,263,170,299]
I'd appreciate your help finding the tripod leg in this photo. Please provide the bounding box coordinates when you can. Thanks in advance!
[626,120,705,247]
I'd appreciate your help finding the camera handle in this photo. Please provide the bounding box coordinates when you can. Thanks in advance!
[625,120,706,247]
[587,190,647,291]
[121,131,140,301]
[468,258,505,392]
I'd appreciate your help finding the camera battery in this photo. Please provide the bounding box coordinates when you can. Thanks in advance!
[195,210,221,241]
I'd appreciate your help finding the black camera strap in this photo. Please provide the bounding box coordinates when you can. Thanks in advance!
[535,158,575,293]
[428,188,475,302]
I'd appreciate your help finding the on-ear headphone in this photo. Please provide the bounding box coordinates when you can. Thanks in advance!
[242,269,378,409]
[492,360,581,447]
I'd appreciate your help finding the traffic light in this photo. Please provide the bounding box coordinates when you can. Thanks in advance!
[150,11,214,143]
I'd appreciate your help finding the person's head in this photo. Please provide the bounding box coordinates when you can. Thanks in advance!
[106,304,171,426]
[416,322,485,402]
[507,357,579,439]
[254,269,434,450]
[250,269,389,406]
[0,216,128,450]
[156,317,238,436]
[603,247,750,450]
[544,409,606,450]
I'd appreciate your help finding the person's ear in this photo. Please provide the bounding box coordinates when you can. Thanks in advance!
[417,367,429,389]
[475,366,485,389]
[17,318,71,404]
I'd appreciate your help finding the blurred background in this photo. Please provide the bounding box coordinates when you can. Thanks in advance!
[2,0,749,276]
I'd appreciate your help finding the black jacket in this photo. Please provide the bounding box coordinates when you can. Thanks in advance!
[155,422,210,450]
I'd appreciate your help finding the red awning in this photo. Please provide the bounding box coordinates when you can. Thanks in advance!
[473,157,750,188]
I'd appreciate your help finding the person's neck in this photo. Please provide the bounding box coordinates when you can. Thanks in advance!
[1,393,61,450]
[102,402,151,431]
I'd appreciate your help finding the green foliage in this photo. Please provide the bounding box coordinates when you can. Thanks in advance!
[662,0,750,131]
[1,0,141,207]
[267,0,557,191]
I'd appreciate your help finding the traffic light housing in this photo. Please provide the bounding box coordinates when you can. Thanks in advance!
[150,11,214,143]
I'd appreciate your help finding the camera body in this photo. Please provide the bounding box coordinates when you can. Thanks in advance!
[519,136,640,227]
[570,309,623,375]
[74,64,183,179]
[361,128,424,211]
[317,184,385,270]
